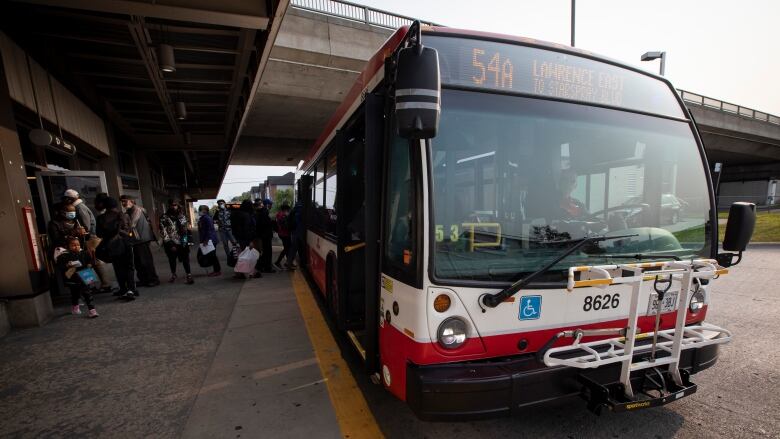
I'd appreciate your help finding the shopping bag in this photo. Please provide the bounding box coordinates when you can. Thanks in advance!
[226,244,240,268]
[76,267,100,287]
[200,239,215,255]
[234,248,259,274]
[196,248,212,267]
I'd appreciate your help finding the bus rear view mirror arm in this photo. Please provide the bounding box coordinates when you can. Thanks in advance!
[717,202,756,267]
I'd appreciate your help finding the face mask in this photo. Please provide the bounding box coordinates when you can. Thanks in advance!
[65,212,77,220]
[218,204,225,209]
[199,211,207,216]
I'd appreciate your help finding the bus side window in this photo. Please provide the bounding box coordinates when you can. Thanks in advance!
[384,138,416,278]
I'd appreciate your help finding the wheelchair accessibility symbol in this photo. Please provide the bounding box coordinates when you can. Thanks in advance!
[519,295,542,320]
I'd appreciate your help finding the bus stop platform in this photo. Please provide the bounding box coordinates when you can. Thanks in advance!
[0,246,380,439]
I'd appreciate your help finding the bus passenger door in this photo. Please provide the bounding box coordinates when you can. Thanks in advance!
[297,174,313,269]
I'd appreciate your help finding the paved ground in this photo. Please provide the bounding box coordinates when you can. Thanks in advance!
[351,245,780,439]
[0,247,241,438]
[1,244,778,438]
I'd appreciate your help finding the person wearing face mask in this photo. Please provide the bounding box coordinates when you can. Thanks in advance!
[63,189,96,238]
[95,197,138,301]
[213,199,237,259]
[48,202,86,250]
[160,199,194,284]
[197,205,221,276]
[120,194,160,287]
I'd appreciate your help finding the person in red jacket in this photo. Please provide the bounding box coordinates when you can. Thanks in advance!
[274,204,293,270]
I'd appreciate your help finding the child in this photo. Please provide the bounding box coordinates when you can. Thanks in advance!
[58,237,99,318]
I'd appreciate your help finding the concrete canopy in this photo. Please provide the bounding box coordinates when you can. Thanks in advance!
[3,0,289,198]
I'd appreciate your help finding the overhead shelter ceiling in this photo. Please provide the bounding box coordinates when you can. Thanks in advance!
[1,0,289,198]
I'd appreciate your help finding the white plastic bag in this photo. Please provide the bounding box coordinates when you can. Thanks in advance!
[199,239,216,255]
[234,247,260,274]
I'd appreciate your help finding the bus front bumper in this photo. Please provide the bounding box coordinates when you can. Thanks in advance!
[405,342,720,421]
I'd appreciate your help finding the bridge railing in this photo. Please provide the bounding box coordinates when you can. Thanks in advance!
[290,0,436,29]
[679,89,780,126]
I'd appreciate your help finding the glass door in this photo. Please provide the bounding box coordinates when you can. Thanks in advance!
[35,170,108,224]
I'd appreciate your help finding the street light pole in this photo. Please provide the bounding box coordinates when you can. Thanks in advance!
[641,51,666,76]
[570,0,576,47]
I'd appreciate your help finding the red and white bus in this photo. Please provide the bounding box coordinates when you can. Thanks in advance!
[295,22,755,420]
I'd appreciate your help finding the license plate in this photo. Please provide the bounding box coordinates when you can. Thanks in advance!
[647,291,679,315]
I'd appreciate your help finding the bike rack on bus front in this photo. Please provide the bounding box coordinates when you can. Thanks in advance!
[541,259,731,410]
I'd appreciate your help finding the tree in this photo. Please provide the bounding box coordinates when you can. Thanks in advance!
[270,188,294,215]
[230,191,251,203]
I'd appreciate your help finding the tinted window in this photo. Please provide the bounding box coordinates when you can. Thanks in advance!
[384,136,416,275]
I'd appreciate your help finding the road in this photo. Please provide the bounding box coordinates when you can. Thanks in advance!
[350,245,780,439]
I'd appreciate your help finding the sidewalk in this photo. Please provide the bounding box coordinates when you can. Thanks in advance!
[0,245,343,438]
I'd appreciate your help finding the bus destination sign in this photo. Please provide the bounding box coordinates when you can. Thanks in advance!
[427,35,682,118]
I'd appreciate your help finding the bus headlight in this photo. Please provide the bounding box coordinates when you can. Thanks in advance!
[689,289,706,313]
[437,317,467,349]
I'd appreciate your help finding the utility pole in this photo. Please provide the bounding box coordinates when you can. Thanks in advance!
[570,0,576,47]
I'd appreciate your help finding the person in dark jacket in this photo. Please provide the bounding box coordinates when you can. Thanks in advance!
[48,202,86,250]
[96,197,137,301]
[213,199,237,259]
[274,204,293,269]
[254,199,274,273]
[63,189,96,237]
[231,200,256,250]
[197,204,221,276]
[58,237,99,318]
[287,201,303,268]
[160,199,194,284]
[121,194,160,287]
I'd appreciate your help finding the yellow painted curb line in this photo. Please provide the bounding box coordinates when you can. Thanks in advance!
[291,271,384,439]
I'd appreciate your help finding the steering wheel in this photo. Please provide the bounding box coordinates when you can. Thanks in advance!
[589,203,650,219]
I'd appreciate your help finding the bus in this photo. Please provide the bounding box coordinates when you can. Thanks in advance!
[295,22,755,420]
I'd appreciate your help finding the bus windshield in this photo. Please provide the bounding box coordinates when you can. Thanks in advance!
[430,89,712,283]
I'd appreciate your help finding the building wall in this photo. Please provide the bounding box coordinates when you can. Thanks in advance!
[0,32,110,155]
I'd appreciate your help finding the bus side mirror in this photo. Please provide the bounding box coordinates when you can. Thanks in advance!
[718,202,756,267]
[394,45,440,139]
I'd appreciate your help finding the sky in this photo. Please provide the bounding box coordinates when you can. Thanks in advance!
[211,0,778,202]
[360,0,780,115]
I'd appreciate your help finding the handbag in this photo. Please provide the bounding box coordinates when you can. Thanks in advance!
[234,248,259,274]
[76,267,100,287]
[196,248,213,267]
[226,244,240,268]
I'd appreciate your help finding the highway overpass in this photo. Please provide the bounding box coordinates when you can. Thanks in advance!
[232,0,780,205]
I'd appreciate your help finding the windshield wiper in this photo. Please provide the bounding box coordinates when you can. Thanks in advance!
[601,252,681,261]
[480,233,638,309]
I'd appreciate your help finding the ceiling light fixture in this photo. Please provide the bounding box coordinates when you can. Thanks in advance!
[175,101,187,120]
[158,43,176,73]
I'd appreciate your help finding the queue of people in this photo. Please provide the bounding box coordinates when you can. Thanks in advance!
[48,190,298,320]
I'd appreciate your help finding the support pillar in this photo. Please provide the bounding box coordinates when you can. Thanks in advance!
[0,53,52,330]
[100,123,122,199]
[135,150,160,234]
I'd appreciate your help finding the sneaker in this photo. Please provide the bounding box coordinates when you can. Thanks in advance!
[208,271,222,277]
[121,291,136,301]
[88,309,99,318]
[169,274,177,283]
[71,305,81,315]
[185,274,194,285]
